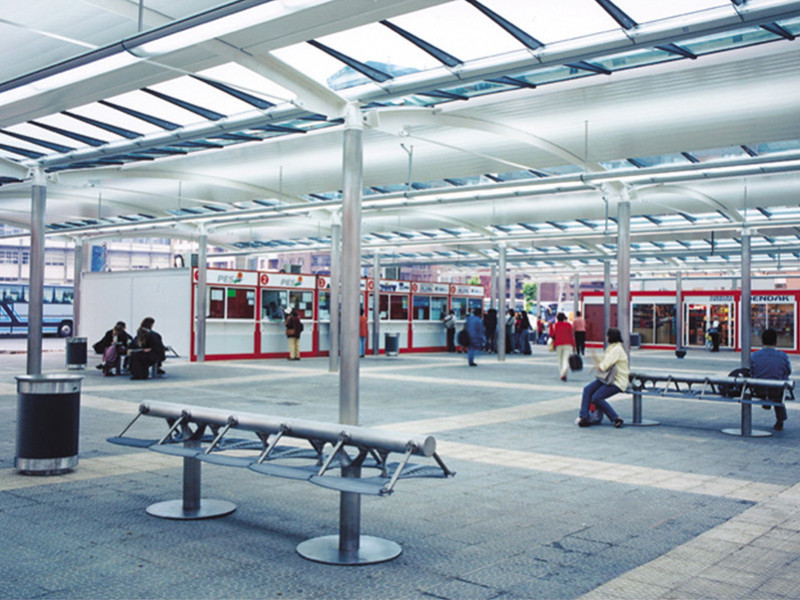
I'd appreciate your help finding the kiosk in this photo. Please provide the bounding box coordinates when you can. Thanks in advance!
[409,282,450,351]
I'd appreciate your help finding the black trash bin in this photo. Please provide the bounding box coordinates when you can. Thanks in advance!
[629,332,642,349]
[385,333,400,357]
[15,374,82,475]
[65,337,87,370]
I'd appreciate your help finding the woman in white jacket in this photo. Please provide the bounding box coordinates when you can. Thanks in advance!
[577,327,629,428]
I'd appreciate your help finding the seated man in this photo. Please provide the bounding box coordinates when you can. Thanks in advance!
[750,328,791,431]
[93,321,132,375]
[129,317,166,380]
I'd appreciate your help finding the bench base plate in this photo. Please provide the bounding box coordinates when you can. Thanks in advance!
[297,534,401,565]
[146,499,237,520]
[627,419,660,427]
[720,427,772,438]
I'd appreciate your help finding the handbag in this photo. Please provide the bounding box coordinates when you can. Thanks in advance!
[569,353,583,371]
[547,337,555,352]
[285,328,295,338]
[596,364,617,385]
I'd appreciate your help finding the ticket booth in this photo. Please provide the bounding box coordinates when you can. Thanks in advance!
[196,268,259,359]
[258,272,316,358]
[375,279,411,352]
[449,283,485,325]
[410,282,450,351]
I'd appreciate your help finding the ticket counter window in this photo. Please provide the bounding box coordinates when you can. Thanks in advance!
[752,302,795,349]
[318,291,331,321]
[431,296,447,321]
[209,286,255,319]
[413,296,430,320]
[468,298,482,313]
[261,290,287,321]
[289,290,313,319]
[451,297,467,319]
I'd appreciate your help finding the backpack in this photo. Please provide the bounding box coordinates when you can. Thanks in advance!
[457,328,470,347]
[721,367,751,398]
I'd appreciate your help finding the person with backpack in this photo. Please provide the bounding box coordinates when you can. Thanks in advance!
[285,308,303,360]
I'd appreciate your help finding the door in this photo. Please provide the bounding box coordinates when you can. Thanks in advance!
[685,304,708,347]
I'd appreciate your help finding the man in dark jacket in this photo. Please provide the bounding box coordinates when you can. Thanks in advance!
[751,328,791,431]
[465,308,485,367]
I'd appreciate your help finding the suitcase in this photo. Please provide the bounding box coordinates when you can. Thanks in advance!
[568,353,583,371]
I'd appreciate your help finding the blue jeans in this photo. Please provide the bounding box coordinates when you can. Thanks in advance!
[580,379,621,422]
[468,345,480,365]
[360,337,366,356]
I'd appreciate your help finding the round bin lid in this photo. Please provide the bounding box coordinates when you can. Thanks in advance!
[16,374,83,394]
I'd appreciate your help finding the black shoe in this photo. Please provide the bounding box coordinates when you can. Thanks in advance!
[468,362,477,366]
[774,420,784,431]
[762,404,772,410]
[96,364,104,370]
[157,369,165,375]
[577,418,591,428]
[614,419,624,428]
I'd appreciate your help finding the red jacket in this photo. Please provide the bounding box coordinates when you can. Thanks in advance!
[549,321,574,347]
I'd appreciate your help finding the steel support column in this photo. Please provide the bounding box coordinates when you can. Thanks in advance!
[741,231,752,368]
[490,263,497,311]
[603,260,611,349]
[329,220,341,372]
[675,271,683,352]
[497,244,507,362]
[372,253,381,356]
[27,168,46,376]
[72,239,84,337]
[617,193,631,354]
[195,230,208,363]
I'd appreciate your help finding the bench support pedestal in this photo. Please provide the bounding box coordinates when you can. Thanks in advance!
[629,393,660,427]
[297,534,401,565]
[147,440,236,520]
[721,404,771,437]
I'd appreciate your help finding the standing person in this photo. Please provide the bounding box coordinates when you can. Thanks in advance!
[443,309,456,353]
[483,308,498,353]
[549,312,575,381]
[505,309,516,354]
[359,308,369,357]
[129,317,166,380]
[751,328,791,431]
[465,307,485,367]
[285,308,303,361]
[536,316,545,344]
[573,310,587,356]
[709,319,721,352]
[577,327,627,428]
[518,310,532,355]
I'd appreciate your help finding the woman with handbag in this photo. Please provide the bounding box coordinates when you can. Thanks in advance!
[285,308,303,360]
[549,312,575,381]
[577,327,628,428]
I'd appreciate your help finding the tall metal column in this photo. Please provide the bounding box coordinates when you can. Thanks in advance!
[297,103,401,565]
[573,272,580,312]
[603,260,611,349]
[72,239,84,336]
[675,271,683,352]
[489,263,497,311]
[741,230,752,368]
[535,277,541,319]
[195,229,208,362]
[497,244,507,361]
[328,220,341,372]
[509,271,516,313]
[372,253,380,355]
[617,191,631,354]
[27,168,46,376]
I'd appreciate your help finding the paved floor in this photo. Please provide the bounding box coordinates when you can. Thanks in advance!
[1,340,799,599]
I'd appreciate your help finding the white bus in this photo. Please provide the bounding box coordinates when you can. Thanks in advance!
[0,283,74,337]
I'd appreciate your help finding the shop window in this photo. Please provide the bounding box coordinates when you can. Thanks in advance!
[318,291,330,321]
[289,290,314,319]
[413,295,430,320]
[209,287,225,318]
[632,303,654,344]
[261,289,288,321]
[752,302,794,349]
[379,294,388,319]
[654,304,676,345]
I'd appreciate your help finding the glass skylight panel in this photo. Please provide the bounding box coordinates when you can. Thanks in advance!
[632,153,694,168]
[611,0,730,24]
[691,146,749,162]
[681,26,777,56]
[107,89,205,127]
[751,140,800,155]
[148,77,254,117]
[68,101,158,135]
[389,2,527,62]
[313,22,443,76]
[273,42,366,91]
[591,47,681,72]
[198,63,294,105]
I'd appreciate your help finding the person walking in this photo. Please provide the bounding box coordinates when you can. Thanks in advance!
[483,308,498,353]
[751,328,791,431]
[443,309,456,352]
[577,327,628,428]
[549,312,575,381]
[465,307,485,366]
[518,310,532,355]
[285,308,303,360]
[359,308,368,357]
[573,310,587,356]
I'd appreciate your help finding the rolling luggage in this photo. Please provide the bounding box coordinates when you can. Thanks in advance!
[568,353,583,371]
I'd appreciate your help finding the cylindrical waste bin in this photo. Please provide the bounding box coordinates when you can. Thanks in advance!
[629,332,642,349]
[385,333,400,357]
[65,337,87,370]
[15,374,82,475]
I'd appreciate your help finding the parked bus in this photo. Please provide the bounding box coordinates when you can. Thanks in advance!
[0,283,74,337]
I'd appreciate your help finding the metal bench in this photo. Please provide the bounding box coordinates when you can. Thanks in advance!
[626,372,795,437]
[107,400,454,562]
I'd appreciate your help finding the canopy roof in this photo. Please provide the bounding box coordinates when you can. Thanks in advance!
[1,0,800,276]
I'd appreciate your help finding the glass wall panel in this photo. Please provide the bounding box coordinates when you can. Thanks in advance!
[227,288,255,319]
[468,297,483,313]
[318,291,330,321]
[390,295,408,320]
[209,287,225,318]
[451,297,467,319]
[288,290,314,319]
[752,302,795,349]
[413,295,430,320]
[632,303,654,344]
[431,297,447,321]
[654,304,676,345]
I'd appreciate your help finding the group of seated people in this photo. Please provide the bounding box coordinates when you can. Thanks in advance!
[93,317,166,380]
